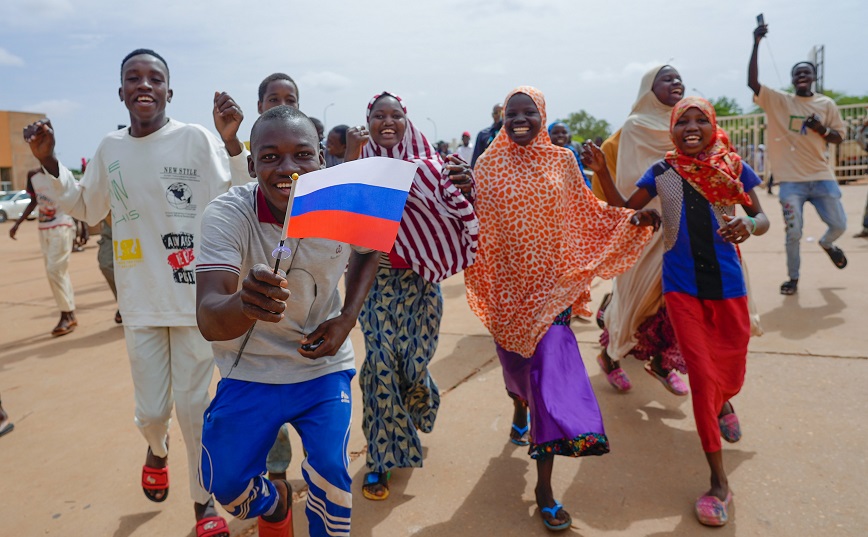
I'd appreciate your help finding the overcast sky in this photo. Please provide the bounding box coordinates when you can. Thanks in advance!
[2,0,866,169]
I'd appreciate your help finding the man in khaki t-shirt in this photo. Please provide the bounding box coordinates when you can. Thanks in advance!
[749,22,848,296]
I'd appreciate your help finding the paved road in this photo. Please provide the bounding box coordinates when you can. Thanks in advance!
[1,183,866,536]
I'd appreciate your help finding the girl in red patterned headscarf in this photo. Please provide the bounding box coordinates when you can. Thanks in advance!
[586,96,770,527]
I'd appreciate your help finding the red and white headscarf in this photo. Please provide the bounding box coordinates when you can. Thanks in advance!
[360,91,478,283]
[664,96,751,207]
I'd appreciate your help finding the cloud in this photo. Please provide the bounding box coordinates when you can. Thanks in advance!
[0,0,73,23]
[577,61,666,83]
[298,71,352,93]
[475,60,507,76]
[21,0,73,17]
[464,0,559,14]
[23,99,81,118]
[69,33,107,50]
[0,48,24,66]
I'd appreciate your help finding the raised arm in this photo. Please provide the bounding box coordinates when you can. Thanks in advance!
[343,126,371,162]
[748,24,768,96]
[581,142,653,210]
[213,91,245,157]
[24,119,110,225]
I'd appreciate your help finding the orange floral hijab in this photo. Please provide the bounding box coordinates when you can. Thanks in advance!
[664,96,751,207]
[465,86,652,357]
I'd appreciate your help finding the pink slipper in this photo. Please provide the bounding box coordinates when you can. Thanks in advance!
[719,407,742,443]
[695,491,733,526]
[644,363,688,396]
[597,353,632,392]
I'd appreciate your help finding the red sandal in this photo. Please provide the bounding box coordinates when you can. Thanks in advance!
[196,515,229,537]
[258,479,294,537]
[141,463,169,503]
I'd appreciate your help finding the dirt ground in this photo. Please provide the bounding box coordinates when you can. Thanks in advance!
[1,183,866,536]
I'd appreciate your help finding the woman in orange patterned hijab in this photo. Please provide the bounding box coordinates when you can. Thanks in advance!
[465,86,656,532]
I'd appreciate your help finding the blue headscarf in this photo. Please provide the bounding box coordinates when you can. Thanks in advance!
[548,121,591,189]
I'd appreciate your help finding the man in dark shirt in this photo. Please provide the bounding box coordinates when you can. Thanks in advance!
[470,103,503,167]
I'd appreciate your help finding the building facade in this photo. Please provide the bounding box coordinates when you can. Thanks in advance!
[0,110,46,192]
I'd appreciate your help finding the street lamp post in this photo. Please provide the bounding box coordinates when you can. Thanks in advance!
[426,117,438,142]
[323,102,335,130]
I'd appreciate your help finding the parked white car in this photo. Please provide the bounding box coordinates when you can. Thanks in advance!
[0,190,35,223]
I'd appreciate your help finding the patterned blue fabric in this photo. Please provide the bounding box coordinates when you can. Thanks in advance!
[359,268,443,473]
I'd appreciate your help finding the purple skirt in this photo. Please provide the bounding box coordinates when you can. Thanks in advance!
[497,319,609,460]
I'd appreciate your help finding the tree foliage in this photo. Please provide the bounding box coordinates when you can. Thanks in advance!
[559,110,611,143]
[711,96,743,117]
[821,88,868,105]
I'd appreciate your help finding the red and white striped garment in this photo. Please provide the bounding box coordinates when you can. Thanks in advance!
[361,92,478,283]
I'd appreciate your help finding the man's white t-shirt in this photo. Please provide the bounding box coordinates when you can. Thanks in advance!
[456,143,474,164]
[47,119,250,326]
[28,172,74,230]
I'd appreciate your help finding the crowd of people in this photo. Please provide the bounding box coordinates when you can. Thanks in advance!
[4,18,860,537]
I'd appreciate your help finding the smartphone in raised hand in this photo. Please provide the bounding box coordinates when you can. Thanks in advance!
[756,13,765,26]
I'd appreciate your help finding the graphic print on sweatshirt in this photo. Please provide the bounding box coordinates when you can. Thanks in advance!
[162,232,196,284]
[109,160,141,225]
[162,166,199,219]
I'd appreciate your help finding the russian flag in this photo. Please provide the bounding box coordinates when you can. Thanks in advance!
[285,157,417,252]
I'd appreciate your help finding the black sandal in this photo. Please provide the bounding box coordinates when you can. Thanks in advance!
[822,245,847,269]
[596,292,612,329]
[780,280,798,295]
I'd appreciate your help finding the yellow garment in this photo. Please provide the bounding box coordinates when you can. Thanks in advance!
[594,130,621,201]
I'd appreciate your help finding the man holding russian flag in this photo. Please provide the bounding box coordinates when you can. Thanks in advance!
[194,105,415,537]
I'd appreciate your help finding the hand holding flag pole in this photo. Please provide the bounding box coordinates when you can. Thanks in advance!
[231,173,299,370]
[227,157,416,373]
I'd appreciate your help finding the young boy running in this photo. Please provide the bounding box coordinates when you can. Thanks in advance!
[9,168,78,336]
[24,48,249,537]
[196,105,379,537]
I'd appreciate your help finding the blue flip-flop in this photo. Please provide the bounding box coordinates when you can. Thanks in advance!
[540,501,572,531]
[510,423,529,446]
[0,420,13,438]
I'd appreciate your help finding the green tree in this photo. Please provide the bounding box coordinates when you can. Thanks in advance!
[821,88,868,105]
[560,110,611,143]
[711,96,743,117]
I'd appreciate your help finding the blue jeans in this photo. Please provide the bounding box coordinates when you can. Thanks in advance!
[779,180,847,280]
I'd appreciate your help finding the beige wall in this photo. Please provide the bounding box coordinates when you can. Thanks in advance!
[0,111,46,191]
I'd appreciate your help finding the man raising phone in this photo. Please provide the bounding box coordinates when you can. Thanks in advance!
[748,18,848,295]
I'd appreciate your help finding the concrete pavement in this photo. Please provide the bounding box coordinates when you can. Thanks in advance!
[1,182,866,536]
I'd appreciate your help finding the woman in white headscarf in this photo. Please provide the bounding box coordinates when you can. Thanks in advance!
[595,65,690,394]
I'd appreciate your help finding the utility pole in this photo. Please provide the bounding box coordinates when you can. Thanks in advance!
[810,45,825,93]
